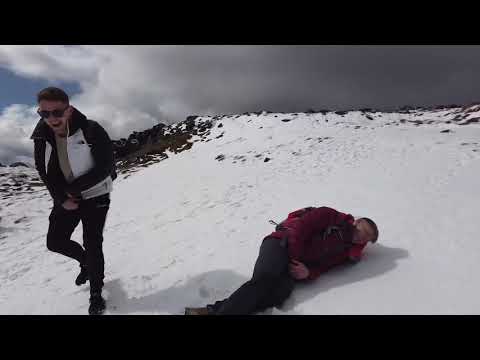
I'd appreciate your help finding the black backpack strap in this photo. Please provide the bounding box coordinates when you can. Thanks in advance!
[268,206,316,231]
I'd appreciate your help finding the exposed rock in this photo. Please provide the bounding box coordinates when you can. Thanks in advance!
[10,162,29,168]
[459,117,480,125]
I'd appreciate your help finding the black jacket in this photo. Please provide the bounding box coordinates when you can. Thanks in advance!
[30,107,117,206]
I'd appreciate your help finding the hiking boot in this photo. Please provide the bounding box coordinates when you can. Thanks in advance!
[75,264,89,286]
[185,307,210,315]
[88,292,106,315]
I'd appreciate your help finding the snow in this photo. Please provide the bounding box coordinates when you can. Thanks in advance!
[1,108,480,314]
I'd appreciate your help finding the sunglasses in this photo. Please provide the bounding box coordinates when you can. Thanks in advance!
[37,107,69,119]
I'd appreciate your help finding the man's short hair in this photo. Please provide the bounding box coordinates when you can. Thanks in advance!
[361,217,379,243]
[37,87,69,104]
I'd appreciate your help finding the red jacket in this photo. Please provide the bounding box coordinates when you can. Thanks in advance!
[268,207,366,280]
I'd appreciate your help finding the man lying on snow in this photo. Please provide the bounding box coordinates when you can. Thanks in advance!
[185,206,379,315]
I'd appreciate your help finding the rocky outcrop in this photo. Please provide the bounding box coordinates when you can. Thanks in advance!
[112,116,213,176]
[9,162,30,168]
[0,169,44,200]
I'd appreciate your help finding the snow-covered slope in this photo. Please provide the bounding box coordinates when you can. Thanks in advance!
[1,105,480,314]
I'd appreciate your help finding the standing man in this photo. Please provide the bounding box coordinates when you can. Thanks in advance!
[31,87,116,315]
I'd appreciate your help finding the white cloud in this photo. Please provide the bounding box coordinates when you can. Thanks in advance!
[0,45,101,84]
[0,104,38,165]
[0,45,194,163]
[0,45,268,164]
[0,46,239,139]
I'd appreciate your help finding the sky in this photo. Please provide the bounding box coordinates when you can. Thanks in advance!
[0,68,81,110]
[1,45,480,164]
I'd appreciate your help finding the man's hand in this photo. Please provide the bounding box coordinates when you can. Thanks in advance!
[289,259,310,280]
[66,192,80,200]
[62,197,79,210]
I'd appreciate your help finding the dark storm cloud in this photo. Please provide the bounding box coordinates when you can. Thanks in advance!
[165,45,480,113]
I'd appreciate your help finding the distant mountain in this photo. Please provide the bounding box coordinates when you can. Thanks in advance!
[9,162,31,168]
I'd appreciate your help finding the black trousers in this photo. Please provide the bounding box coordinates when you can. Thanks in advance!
[207,236,295,315]
[46,194,110,293]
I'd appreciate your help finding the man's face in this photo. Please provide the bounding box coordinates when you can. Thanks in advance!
[38,100,73,136]
[352,218,376,245]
